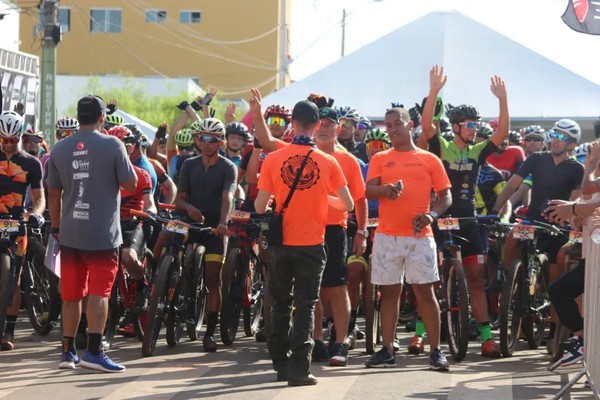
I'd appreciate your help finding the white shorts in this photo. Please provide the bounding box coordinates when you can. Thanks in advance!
[370,233,439,285]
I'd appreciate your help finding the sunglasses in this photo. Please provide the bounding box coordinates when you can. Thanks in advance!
[179,145,194,152]
[357,123,369,130]
[24,137,43,144]
[56,130,74,139]
[524,137,543,143]
[198,135,220,143]
[459,121,480,129]
[266,116,287,127]
[366,141,390,153]
[549,131,571,142]
[341,120,355,129]
[0,137,20,144]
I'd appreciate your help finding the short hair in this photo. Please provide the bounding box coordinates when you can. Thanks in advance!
[385,108,411,125]
[77,113,103,126]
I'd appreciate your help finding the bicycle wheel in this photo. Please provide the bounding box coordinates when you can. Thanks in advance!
[141,254,173,357]
[103,274,123,350]
[0,254,11,337]
[165,275,184,347]
[442,258,470,362]
[499,259,525,357]
[364,270,380,355]
[187,246,207,341]
[522,257,550,349]
[244,259,263,337]
[24,240,57,335]
[220,247,244,345]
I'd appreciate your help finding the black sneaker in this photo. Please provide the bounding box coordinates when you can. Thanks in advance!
[365,347,396,368]
[355,328,365,340]
[429,348,450,371]
[312,340,329,362]
[405,316,416,332]
[203,335,217,352]
[559,336,584,367]
[329,342,349,367]
[469,319,480,340]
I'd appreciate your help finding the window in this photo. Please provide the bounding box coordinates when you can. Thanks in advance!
[145,10,167,23]
[180,10,201,24]
[58,8,70,32]
[90,9,122,33]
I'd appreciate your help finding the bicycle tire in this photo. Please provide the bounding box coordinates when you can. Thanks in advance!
[24,240,56,335]
[133,250,154,343]
[364,270,380,355]
[0,254,11,337]
[187,246,207,341]
[263,270,272,344]
[220,247,244,345]
[522,256,550,350]
[141,254,173,357]
[499,259,525,357]
[442,258,470,362]
[244,260,263,337]
[103,273,123,350]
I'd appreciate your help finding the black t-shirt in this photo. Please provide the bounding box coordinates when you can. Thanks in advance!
[515,152,584,222]
[340,140,368,164]
[0,150,42,218]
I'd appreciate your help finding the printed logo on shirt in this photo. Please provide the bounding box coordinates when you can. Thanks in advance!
[384,161,397,168]
[72,150,88,156]
[73,210,89,220]
[77,142,85,151]
[72,160,89,170]
[73,172,90,180]
[280,154,320,190]
[74,200,90,210]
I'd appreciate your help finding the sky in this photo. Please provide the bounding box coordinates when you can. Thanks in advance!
[288,0,600,85]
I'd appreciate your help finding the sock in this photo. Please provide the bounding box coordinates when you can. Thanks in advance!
[87,333,102,355]
[4,315,17,336]
[414,317,426,337]
[62,336,76,353]
[348,310,357,333]
[205,312,219,337]
[479,322,492,342]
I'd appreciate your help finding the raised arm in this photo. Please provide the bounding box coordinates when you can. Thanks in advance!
[488,76,509,147]
[249,88,278,152]
[420,65,447,145]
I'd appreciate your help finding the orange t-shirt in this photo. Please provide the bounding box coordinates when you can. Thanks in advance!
[366,148,451,237]
[327,150,365,227]
[258,144,347,246]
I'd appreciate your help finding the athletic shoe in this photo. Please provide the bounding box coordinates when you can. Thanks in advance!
[355,328,365,340]
[407,335,425,355]
[203,335,217,352]
[481,339,501,358]
[365,347,396,368]
[312,339,329,362]
[329,342,349,367]
[405,316,416,332]
[0,334,14,351]
[58,351,80,369]
[429,348,450,371]
[559,336,584,367]
[288,373,318,386]
[469,319,480,340]
[255,329,266,343]
[79,351,125,373]
[345,331,357,350]
[118,322,136,337]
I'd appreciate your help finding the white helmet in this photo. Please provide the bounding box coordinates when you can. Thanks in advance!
[0,111,24,138]
[55,116,80,131]
[198,118,225,139]
[553,118,581,143]
[337,106,360,124]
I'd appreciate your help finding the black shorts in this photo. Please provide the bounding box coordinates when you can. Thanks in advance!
[434,220,483,258]
[121,220,145,256]
[537,231,569,264]
[322,225,348,288]
[186,230,226,259]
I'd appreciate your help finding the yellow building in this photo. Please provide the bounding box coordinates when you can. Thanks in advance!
[17,0,290,96]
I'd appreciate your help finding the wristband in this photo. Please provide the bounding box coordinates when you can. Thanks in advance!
[51,227,60,234]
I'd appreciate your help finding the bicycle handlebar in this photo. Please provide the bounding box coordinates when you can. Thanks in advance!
[127,209,216,234]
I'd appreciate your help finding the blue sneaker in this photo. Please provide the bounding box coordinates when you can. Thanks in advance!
[58,351,80,369]
[80,351,126,373]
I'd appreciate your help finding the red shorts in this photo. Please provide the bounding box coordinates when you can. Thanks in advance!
[60,246,119,301]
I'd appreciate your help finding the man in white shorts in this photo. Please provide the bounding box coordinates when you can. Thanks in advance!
[365,107,452,371]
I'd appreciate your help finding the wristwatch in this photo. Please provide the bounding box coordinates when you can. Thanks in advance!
[428,210,438,221]
[356,229,369,238]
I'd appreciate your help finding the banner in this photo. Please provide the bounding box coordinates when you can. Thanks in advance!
[0,69,38,132]
[562,0,600,35]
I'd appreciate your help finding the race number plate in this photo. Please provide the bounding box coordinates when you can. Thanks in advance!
[513,224,535,240]
[230,210,252,222]
[0,220,19,233]
[569,230,583,244]
[165,220,189,235]
[367,218,379,228]
[437,218,460,231]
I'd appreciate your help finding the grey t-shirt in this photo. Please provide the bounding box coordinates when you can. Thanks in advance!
[46,130,136,250]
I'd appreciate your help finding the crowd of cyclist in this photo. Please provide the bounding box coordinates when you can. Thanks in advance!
[0,64,597,382]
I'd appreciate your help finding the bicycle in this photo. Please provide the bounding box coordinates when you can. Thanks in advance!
[499,219,566,357]
[135,208,215,357]
[363,218,381,355]
[219,210,269,345]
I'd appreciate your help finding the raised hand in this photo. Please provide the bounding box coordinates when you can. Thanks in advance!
[225,103,237,124]
[429,65,447,93]
[490,75,507,99]
[249,88,263,115]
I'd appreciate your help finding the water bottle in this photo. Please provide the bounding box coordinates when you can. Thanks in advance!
[592,228,600,245]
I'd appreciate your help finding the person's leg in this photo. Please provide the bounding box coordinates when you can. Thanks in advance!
[412,284,440,352]
[379,284,403,352]
[549,259,585,335]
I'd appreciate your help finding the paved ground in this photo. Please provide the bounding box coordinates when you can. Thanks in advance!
[0,313,596,400]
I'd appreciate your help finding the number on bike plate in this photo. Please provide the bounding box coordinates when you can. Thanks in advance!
[438,218,459,231]
[230,210,251,222]
[367,218,379,228]
[513,224,534,240]
[165,220,189,234]
[0,220,19,233]
[569,230,583,244]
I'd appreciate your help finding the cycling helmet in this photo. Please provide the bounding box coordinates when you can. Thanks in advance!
[190,119,203,133]
[225,122,251,141]
[337,106,360,124]
[23,128,44,138]
[281,126,295,143]
[175,128,194,147]
[358,116,372,130]
[56,116,80,131]
[198,118,225,139]
[476,122,493,139]
[107,125,134,141]
[508,130,522,145]
[553,118,581,143]
[263,104,291,122]
[104,114,124,127]
[364,128,391,145]
[439,117,452,134]
[574,142,590,163]
[140,134,150,148]
[0,111,24,138]
[446,105,481,124]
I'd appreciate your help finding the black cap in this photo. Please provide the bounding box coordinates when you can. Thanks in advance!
[319,107,339,124]
[291,100,319,124]
[77,95,108,117]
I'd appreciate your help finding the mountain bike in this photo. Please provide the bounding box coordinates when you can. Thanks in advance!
[363,218,381,355]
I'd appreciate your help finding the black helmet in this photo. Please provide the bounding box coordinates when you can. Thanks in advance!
[476,122,493,139]
[508,130,521,145]
[446,104,481,124]
[225,122,251,141]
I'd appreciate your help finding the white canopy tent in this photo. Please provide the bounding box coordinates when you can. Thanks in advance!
[265,11,600,119]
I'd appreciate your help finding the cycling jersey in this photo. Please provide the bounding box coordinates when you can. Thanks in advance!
[0,150,43,218]
[359,159,379,218]
[428,135,496,217]
[132,155,157,194]
[120,166,152,219]
[475,163,505,215]
[339,139,368,164]
[170,153,193,184]
[486,146,525,179]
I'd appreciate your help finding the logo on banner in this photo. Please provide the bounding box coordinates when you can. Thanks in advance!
[562,0,600,35]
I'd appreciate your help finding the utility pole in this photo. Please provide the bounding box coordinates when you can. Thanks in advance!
[341,9,346,57]
[39,0,60,146]
[276,0,288,90]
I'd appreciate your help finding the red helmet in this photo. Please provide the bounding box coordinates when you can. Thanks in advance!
[107,125,134,141]
[281,126,295,143]
[263,104,291,122]
[22,128,44,138]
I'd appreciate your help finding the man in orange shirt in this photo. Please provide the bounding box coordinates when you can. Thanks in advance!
[365,107,452,371]
[251,90,354,386]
